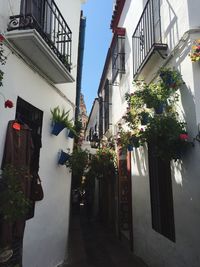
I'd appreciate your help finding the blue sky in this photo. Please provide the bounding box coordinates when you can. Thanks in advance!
[81,0,113,114]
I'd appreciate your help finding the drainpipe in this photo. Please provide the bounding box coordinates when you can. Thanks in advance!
[75,11,86,122]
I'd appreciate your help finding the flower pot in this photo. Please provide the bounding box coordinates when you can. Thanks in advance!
[68,130,75,138]
[154,104,164,114]
[58,150,70,165]
[51,122,65,136]
[140,112,149,125]
[127,144,133,151]
[130,136,140,148]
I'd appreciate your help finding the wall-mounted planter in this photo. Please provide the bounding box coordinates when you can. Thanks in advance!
[51,122,66,136]
[154,103,164,114]
[140,112,149,125]
[58,150,70,165]
[127,144,133,151]
[68,130,75,139]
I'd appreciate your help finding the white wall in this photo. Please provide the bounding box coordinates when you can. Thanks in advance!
[0,0,83,266]
[110,0,200,266]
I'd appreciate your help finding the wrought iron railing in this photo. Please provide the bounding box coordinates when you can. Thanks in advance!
[8,0,72,71]
[132,0,167,77]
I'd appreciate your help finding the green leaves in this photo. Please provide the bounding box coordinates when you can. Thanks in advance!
[0,165,31,222]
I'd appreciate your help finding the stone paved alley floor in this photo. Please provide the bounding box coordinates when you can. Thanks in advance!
[63,208,148,267]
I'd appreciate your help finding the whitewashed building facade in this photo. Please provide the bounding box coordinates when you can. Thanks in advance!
[94,0,200,266]
[0,0,85,266]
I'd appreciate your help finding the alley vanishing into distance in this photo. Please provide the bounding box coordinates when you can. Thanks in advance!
[64,206,148,267]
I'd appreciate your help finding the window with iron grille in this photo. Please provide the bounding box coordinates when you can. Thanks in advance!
[148,143,175,242]
[132,0,167,77]
[104,79,110,133]
[112,35,125,83]
[99,97,103,140]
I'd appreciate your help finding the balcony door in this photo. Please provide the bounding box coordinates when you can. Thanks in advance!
[21,0,52,37]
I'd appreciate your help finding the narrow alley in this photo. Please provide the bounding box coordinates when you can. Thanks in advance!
[64,206,148,267]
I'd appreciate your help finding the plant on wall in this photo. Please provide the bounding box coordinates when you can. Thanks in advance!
[141,114,192,160]
[87,147,117,180]
[189,39,200,62]
[121,67,192,159]
[0,34,14,109]
[50,106,76,136]
[66,148,89,187]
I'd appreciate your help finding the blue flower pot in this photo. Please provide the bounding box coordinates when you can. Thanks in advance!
[58,150,70,165]
[127,144,133,151]
[140,113,149,125]
[154,104,164,114]
[51,122,65,136]
[68,130,75,138]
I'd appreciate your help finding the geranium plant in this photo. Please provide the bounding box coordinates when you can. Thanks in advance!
[87,147,117,180]
[140,114,192,160]
[159,67,183,90]
[189,39,200,62]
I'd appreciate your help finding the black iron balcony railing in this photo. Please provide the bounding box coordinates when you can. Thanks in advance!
[7,0,72,72]
[132,0,167,77]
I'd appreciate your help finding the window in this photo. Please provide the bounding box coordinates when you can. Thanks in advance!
[99,97,103,139]
[112,30,125,83]
[104,79,110,133]
[148,143,175,242]
[21,0,52,36]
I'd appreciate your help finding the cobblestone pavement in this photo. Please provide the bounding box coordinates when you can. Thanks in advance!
[63,208,148,267]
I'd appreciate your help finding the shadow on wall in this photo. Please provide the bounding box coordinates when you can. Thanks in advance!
[132,145,148,178]
[163,0,179,51]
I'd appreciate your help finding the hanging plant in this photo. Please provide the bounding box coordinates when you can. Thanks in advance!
[50,106,75,136]
[122,66,192,160]
[66,147,89,178]
[87,147,117,180]
[140,114,192,160]
[189,39,200,62]
[0,34,13,108]
[159,68,184,90]
[58,150,70,165]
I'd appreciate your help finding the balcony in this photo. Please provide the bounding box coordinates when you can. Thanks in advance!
[132,0,168,78]
[6,0,74,84]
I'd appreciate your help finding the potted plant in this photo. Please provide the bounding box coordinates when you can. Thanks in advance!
[189,39,200,62]
[87,147,117,180]
[141,114,192,160]
[66,148,89,186]
[0,165,30,222]
[50,106,72,136]
[58,150,70,165]
[159,67,183,90]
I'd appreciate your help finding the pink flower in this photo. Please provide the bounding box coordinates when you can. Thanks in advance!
[179,133,188,141]
[0,34,5,42]
[4,99,14,108]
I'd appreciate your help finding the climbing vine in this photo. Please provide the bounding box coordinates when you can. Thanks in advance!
[0,34,13,108]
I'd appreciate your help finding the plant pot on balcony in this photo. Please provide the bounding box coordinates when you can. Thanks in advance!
[51,122,66,136]
[58,150,70,165]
